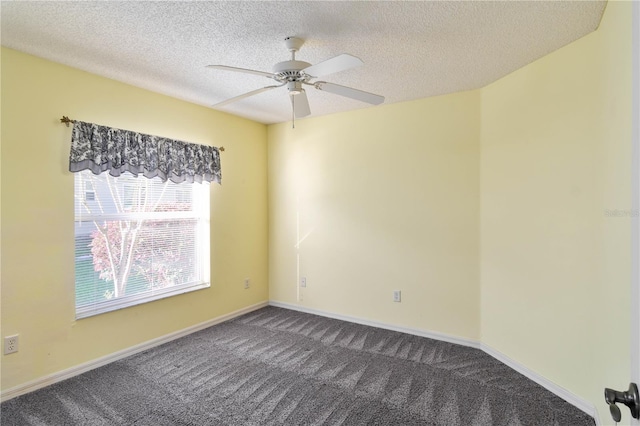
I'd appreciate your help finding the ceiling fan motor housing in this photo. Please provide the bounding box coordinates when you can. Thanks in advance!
[272,60,312,82]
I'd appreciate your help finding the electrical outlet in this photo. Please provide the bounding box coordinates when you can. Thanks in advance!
[300,277,307,288]
[244,278,250,289]
[393,291,401,303]
[4,335,19,355]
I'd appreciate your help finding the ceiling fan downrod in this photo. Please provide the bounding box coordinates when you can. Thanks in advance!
[273,37,311,85]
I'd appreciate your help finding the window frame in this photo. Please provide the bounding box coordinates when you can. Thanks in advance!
[74,171,211,319]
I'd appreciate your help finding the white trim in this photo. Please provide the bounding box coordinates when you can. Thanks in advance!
[481,343,600,426]
[268,301,481,349]
[632,2,640,424]
[268,300,599,424]
[1,299,599,424]
[0,301,268,403]
[76,281,211,319]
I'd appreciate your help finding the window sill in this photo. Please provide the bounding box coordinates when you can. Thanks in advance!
[76,281,211,319]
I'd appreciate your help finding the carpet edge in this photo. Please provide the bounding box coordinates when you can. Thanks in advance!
[267,301,480,348]
[480,343,600,425]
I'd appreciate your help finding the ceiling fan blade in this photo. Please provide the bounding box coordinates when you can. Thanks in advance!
[206,65,275,79]
[290,90,311,118]
[214,85,282,107]
[302,54,363,78]
[315,82,384,105]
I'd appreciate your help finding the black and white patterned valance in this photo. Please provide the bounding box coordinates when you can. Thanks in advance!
[69,121,221,184]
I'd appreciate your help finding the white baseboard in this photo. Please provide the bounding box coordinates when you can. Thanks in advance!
[480,343,600,425]
[269,300,599,424]
[0,301,268,403]
[1,299,600,425]
[268,300,481,349]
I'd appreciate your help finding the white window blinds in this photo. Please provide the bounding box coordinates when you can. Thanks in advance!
[74,170,210,318]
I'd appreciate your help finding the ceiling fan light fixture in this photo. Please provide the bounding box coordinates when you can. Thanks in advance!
[287,81,303,95]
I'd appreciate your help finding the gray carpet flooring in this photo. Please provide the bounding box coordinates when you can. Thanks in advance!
[1,306,595,425]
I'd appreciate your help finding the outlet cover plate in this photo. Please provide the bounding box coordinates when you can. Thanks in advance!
[4,335,19,354]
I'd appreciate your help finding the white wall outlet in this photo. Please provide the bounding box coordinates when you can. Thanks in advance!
[4,335,19,354]
[393,291,401,302]
[244,278,250,289]
[300,277,307,288]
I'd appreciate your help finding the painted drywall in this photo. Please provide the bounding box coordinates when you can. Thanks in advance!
[268,2,633,423]
[268,91,481,341]
[480,1,632,424]
[0,48,268,391]
[1,1,633,423]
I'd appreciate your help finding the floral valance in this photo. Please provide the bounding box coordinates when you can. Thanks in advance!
[69,121,221,184]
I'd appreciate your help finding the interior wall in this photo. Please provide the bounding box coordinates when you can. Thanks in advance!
[479,1,632,423]
[1,1,634,422]
[268,91,481,340]
[0,48,269,391]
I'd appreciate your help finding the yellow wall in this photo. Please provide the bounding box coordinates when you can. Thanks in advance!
[0,1,634,423]
[268,91,481,340]
[480,1,632,424]
[0,48,269,391]
[268,2,633,424]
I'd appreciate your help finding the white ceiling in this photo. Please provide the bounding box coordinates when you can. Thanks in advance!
[1,1,606,125]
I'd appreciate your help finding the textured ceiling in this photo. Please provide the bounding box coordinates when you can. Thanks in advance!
[1,1,606,124]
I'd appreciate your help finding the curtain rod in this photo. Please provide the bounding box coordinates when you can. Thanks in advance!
[59,116,225,152]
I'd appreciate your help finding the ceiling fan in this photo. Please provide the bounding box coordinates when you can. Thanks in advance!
[207,37,385,119]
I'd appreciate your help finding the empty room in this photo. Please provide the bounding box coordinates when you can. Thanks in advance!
[1,1,639,425]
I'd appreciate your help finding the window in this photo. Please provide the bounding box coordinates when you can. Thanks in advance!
[74,170,210,319]
[84,180,95,201]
